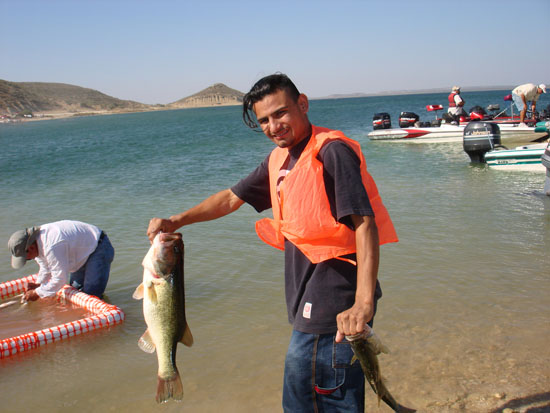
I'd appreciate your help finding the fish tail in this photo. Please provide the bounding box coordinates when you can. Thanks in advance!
[156,370,183,403]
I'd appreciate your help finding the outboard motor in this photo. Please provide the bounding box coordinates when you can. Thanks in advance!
[469,105,487,121]
[463,121,501,163]
[399,112,419,128]
[373,112,391,130]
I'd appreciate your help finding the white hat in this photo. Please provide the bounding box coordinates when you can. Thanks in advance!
[452,86,460,92]
[539,84,547,93]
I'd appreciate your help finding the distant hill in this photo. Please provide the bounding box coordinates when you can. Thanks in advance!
[0,80,245,119]
[169,83,244,108]
[0,80,152,116]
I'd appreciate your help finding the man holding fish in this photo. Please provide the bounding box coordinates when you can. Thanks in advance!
[148,74,399,411]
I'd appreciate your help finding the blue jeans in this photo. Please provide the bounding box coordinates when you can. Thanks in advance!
[283,330,365,412]
[69,233,114,298]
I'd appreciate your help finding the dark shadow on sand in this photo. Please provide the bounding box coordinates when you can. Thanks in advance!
[490,392,550,413]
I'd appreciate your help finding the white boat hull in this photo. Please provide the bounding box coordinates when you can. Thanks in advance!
[368,123,547,144]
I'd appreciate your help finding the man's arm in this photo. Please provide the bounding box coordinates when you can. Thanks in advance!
[26,244,70,300]
[147,188,244,241]
[335,214,380,342]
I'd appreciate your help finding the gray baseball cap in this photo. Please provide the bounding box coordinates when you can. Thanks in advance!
[7,227,41,269]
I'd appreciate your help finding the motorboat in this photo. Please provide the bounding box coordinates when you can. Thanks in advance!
[369,100,549,144]
[484,142,548,171]
[484,121,550,172]
[368,121,547,144]
[462,121,550,173]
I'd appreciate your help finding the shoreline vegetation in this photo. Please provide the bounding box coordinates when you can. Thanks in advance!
[0,78,518,124]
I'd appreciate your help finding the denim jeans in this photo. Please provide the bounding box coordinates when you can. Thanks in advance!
[283,330,365,412]
[512,92,526,113]
[69,233,114,298]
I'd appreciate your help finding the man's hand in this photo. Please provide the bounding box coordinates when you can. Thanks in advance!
[147,218,176,242]
[24,289,40,302]
[26,282,40,290]
[335,300,374,343]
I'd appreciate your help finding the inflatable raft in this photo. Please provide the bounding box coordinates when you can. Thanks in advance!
[0,274,124,359]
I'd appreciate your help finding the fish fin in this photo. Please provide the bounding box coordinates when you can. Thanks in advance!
[132,283,144,300]
[146,283,158,303]
[156,369,183,403]
[350,355,357,365]
[138,329,156,353]
[181,324,194,347]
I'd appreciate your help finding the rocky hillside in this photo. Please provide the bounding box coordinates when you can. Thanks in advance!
[169,83,244,108]
[0,80,245,119]
[0,80,152,116]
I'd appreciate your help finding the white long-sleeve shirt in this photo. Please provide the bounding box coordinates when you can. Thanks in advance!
[34,220,101,297]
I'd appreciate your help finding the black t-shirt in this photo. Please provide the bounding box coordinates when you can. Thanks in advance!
[231,135,382,334]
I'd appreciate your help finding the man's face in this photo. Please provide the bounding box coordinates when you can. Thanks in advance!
[26,243,38,260]
[253,89,311,149]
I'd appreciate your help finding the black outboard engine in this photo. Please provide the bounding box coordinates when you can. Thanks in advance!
[373,112,391,130]
[398,112,419,128]
[469,105,487,121]
[463,121,501,163]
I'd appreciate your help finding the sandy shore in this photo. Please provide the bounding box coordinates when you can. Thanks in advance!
[0,102,243,124]
[0,109,160,123]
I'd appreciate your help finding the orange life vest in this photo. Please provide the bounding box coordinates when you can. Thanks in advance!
[255,125,398,264]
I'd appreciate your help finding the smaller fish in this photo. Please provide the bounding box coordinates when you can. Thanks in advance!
[347,327,415,413]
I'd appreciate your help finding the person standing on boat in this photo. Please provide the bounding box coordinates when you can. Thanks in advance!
[512,83,547,126]
[447,86,467,123]
[147,73,398,412]
[7,220,114,300]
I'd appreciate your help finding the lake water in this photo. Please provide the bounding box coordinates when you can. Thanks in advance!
[1,90,549,412]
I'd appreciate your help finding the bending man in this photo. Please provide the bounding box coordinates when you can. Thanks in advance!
[8,220,114,300]
[511,83,546,125]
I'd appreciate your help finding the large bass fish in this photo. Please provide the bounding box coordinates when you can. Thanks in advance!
[133,232,193,403]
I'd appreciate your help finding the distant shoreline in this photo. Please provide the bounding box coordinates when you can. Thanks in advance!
[313,85,514,100]
[0,103,242,124]
[0,86,517,124]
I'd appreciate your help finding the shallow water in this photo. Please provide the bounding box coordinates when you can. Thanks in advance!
[0,92,549,412]
[0,297,91,340]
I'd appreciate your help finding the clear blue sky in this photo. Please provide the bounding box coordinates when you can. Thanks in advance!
[2,0,549,104]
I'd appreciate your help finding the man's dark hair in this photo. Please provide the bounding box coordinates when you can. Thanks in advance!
[242,73,301,129]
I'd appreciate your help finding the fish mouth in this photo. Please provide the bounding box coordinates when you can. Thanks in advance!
[152,232,183,275]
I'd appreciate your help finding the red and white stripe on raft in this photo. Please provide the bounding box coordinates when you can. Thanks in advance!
[0,274,124,359]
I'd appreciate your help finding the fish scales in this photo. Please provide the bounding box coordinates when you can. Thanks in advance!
[133,232,193,403]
